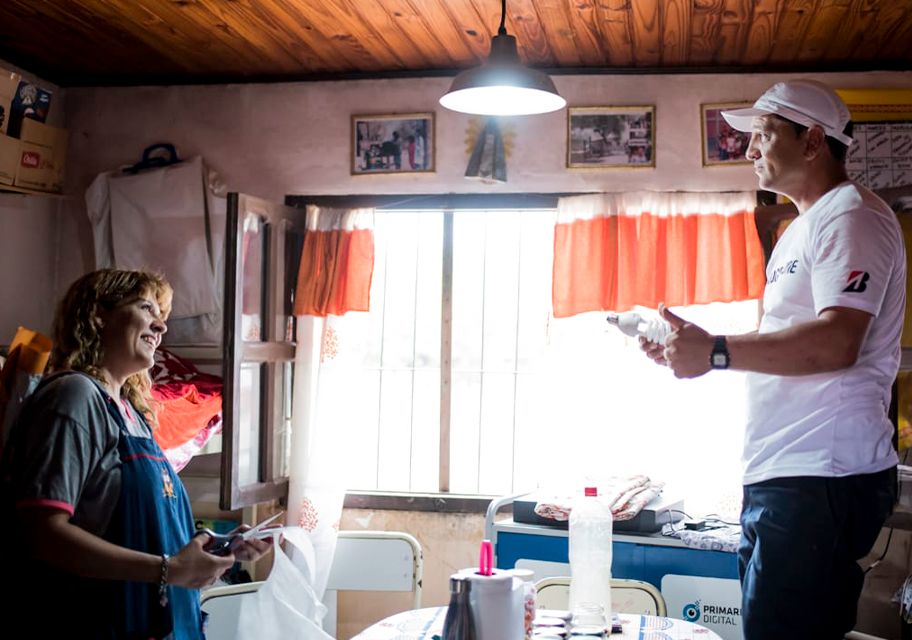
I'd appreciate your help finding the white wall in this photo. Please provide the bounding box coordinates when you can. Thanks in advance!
[60,71,912,202]
[4,68,912,338]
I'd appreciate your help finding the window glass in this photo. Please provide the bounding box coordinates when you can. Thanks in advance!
[241,214,266,342]
[237,363,262,485]
[274,361,293,479]
[317,207,757,514]
[284,226,305,342]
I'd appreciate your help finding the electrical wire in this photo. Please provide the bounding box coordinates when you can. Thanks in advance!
[660,509,692,537]
[660,508,742,537]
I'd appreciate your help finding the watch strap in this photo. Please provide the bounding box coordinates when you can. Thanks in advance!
[710,335,730,370]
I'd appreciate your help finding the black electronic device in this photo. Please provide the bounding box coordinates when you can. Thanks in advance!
[512,492,684,534]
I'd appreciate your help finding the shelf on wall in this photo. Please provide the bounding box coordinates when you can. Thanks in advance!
[163,344,223,365]
[0,184,67,198]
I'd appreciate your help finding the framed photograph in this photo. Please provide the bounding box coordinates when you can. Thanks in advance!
[567,106,655,168]
[352,112,434,174]
[701,102,752,166]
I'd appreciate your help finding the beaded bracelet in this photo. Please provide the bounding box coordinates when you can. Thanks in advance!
[159,554,170,607]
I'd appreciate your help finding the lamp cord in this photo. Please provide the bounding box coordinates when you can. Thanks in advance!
[498,0,507,35]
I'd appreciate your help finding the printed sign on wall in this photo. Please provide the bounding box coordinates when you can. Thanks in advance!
[661,574,743,640]
[847,122,912,189]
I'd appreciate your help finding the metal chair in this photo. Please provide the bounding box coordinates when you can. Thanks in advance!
[323,530,423,636]
[534,576,667,616]
[200,581,264,640]
[200,530,423,639]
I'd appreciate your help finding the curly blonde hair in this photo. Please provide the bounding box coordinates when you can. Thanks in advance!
[50,269,173,428]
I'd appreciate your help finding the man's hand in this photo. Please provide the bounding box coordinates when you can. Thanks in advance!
[659,304,715,379]
[638,334,667,365]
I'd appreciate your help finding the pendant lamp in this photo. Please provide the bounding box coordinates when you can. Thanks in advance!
[439,0,566,116]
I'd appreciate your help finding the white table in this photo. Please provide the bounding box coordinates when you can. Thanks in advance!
[352,606,722,639]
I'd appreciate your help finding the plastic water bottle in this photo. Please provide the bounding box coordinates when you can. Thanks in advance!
[605,311,671,345]
[443,575,477,640]
[569,487,614,628]
[509,568,537,639]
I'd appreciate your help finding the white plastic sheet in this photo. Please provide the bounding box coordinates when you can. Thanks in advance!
[235,528,334,640]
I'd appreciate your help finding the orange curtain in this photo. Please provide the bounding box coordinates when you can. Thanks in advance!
[294,206,375,317]
[553,192,765,318]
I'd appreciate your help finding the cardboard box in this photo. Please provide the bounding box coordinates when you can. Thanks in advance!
[13,119,67,192]
[0,133,18,185]
[0,69,20,136]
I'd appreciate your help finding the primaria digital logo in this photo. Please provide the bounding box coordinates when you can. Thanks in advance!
[682,601,700,622]
[683,599,741,626]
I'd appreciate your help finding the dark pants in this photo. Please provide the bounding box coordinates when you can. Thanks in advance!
[739,468,895,640]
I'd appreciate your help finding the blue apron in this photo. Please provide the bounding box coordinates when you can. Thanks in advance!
[99,388,204,640]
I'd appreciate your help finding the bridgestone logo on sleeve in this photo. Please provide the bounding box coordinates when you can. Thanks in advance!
[843,270,870,293]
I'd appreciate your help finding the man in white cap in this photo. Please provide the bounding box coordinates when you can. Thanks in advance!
[641,79,902,638]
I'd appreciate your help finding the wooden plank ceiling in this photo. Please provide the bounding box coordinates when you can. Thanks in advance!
[0,0,910,86]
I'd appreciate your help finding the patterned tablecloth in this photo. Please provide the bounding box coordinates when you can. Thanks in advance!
[352,606,722,640]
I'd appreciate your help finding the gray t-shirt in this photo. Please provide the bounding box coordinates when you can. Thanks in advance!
[6,373,152,535]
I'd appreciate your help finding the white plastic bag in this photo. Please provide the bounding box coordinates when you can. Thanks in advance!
[236,531,334,640]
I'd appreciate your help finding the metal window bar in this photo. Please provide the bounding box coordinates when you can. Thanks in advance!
[366,207,553,495]
[474,211,489,495]
[510,212,525,492]
[375,221,391,490]
[440,210,454,492]
[408,213,421,491]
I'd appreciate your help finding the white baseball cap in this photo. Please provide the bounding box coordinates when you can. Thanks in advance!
[721,80,853,146]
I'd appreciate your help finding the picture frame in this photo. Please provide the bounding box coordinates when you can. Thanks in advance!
[701,102,753,166]
[351,112,434,175]
[567,106,655,168]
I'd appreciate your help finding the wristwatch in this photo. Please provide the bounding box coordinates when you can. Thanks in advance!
[710,336,730,370]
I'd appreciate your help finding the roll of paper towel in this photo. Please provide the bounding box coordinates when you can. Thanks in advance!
[458,569,524,640]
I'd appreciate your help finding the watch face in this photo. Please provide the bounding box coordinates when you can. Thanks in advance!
[712,352,729,368]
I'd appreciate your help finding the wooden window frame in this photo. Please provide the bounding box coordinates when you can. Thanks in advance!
[220,192,304,510]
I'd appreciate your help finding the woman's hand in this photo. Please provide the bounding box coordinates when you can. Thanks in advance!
[168,534,236,589]
[227,524,277,563]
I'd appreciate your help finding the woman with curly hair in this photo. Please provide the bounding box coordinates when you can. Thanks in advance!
[2,269,268,639]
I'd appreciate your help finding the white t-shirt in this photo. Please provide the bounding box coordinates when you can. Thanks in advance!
[743,181,904,484]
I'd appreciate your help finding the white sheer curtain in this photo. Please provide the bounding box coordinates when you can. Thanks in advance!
[285,205,374,600]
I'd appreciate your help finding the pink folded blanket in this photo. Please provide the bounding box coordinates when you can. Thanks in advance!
[533,476,664,522]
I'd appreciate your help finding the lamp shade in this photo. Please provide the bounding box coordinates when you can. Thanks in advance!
[439,34,566,116]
